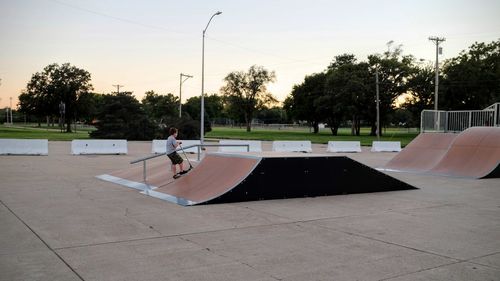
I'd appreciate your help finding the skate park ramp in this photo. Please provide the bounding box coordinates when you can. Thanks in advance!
[99,152,417,206]
[97,155,192,191]
[428,127,500,178]
[383,127,500,179]
[383,132,458,173]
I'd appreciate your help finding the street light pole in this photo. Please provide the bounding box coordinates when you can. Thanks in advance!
[375,68,380,139]
[179,73,193,118]
[201,11,222,144]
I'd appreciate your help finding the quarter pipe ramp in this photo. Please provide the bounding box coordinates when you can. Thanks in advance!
[99,153,417,206]
[384,132,458,173]
[428,127,500,178]
[383,127,500,179]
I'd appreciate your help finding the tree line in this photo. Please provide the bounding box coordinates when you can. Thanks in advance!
[284,39,500,136]
[16,39,499,139]
[16,64,280,139]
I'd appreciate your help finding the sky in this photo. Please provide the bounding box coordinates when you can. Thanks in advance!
[0,0,499,108]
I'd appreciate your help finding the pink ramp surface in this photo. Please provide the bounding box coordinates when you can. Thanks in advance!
[150,154,261,205]
[110,157,175,188]
[384,133,458,172]
[98,156,199,190]
[429,127,500,178]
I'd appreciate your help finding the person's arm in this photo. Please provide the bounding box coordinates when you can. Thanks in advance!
[174,139,182,148]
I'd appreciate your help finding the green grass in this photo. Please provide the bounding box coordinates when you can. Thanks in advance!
[0,124,92,141]
[206,126,419,147]
[0,124,419,146]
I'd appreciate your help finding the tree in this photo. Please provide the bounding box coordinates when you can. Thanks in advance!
[183,94,225,132]
[441,39,500,110]
[183,94,225,121]
[324,55,372,135]
[255,106,287,124]
[367,52,413,135]
[90,92,155,140]
[402,66,435,127]
[141,90,179,122]
[19,63,93,132]
[76,92,100,124]
[221,65,276,132]
[284,72,326,133]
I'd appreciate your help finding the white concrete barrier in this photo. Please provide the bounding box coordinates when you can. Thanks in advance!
[218,140,262,152]
[152,140,201,154]
[272,141,312,153]
[327,141,362,153]
[371,141,401,152]
[0,139,48,155]
[71,140,127,155]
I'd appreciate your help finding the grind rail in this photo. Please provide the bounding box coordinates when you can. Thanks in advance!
[130,144,250,189]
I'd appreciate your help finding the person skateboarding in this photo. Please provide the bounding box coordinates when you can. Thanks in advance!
[166,127,189,179]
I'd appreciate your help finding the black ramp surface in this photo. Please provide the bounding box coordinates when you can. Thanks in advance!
[204,156,417,205]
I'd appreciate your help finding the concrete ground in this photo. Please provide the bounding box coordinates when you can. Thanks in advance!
[1,141,499,281]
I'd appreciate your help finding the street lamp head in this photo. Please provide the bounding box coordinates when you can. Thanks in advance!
[203,11,223,34]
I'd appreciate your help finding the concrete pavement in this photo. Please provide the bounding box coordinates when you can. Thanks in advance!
[1,141,499,281]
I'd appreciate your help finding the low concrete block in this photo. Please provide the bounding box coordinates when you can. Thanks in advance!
[218,140,262,152]
[371,141,401,152]
[71,140,127,155]
[327,141,362,153]
[0,139,48,155]
[272,141,312,153]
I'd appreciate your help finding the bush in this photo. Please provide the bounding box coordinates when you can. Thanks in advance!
[158,116,211,140]
[90,92,156,140]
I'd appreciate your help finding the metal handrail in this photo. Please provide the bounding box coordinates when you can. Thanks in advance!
[130,143,250,190]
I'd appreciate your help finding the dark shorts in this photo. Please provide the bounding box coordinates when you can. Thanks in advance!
[167,152,183,165]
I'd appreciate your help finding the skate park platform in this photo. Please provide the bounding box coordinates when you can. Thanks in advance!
[98,152,416,206]
[1,141,499,280]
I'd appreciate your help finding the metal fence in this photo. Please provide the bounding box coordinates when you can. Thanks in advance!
[421,103,499,132]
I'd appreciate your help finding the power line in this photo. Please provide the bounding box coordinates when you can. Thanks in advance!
[48,0,189,35]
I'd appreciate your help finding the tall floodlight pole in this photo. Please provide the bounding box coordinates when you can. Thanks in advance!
[179,73,193,118]
[375,67,380,139]
[201,11,222,144]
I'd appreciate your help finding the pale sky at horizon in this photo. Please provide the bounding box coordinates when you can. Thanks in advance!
[1,0,499,108]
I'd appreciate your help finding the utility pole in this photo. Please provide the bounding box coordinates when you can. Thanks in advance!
[179,73,193,118]
[112,84,124,94]
[9,97,13,124]
[375,67,380,139]
[428,36,445,111]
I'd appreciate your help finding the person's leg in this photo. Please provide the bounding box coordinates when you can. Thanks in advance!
[171,153,187,177]
[168,153,182,178]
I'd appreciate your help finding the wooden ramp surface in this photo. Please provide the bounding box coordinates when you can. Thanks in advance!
[383,127,500,179]
[98,153,416,206]
[384,133,458,173]
[428,127,500,178]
